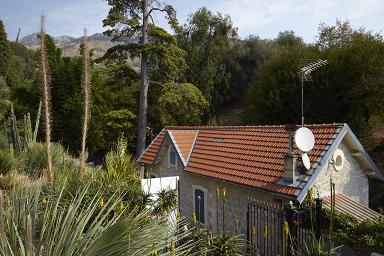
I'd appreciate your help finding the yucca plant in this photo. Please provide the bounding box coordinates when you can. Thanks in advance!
[9,101,42,154]
[208,233,248,256]
[0,180,199,256]
[18,142,69,178]
[153,187,177,217]
[300,233,342,256]
[101,136,140,191]
[0,150,13,175]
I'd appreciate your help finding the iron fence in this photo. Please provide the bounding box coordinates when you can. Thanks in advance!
[247,198,323,256]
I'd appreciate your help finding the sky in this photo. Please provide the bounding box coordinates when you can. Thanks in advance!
[1,0,383,42]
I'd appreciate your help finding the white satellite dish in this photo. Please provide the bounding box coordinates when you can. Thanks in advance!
[302,153,311,170]
[294,127,315,170]
[294,127,315,153]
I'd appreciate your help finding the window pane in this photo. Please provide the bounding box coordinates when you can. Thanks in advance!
[194,189,205,223]
[170,149,176,165]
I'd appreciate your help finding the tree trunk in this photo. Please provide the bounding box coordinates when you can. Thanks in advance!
[136,0,149,158]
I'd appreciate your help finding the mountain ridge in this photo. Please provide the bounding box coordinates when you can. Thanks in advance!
[19,32,130,58]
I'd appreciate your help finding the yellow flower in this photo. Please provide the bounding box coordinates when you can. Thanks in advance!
[98,198,105,209]
[170,240,175,256]
[192,213,197,225]
[263,225,268,238]
[42,196,47,205]
[283,220,289,237]
[176,212,181,221]
[118,200,124,212]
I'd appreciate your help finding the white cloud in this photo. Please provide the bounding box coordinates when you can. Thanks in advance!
[203,0,384,41]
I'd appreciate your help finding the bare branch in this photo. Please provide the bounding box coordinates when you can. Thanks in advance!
[148,80,165,88]
[148,7,167,16]
[149,14,155,25]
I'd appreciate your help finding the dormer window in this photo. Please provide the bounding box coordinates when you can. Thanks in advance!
[168,147,177,167]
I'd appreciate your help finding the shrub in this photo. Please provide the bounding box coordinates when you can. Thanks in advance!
[323,208,384,251]
[0,150,13,175]
[18,142,73,178]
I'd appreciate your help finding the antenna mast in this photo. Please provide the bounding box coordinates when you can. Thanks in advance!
[298,59,328,126]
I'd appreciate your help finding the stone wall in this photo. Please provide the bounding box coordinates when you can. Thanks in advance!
[179,172,290,236]
[313,141,369,206]
[149,138,183,177]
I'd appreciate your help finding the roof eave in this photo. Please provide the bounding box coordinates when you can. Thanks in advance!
[343,125,384,181]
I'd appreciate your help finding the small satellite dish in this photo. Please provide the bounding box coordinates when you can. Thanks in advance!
[302,153,311,170]
[294,127,315,153]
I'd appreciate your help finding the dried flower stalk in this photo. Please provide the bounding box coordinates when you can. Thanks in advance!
[79,28,90,179]
[39,15,53,182]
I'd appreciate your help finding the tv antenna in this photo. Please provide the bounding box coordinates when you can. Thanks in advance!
[298,59,328,126]
[294,126,315,170]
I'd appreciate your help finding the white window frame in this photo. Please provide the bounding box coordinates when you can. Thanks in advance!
[168,146,177,167]
[192,185,208,225]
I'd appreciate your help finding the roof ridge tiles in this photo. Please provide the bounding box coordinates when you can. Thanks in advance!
[164,123,345,130]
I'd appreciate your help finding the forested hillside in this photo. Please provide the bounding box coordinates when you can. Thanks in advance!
[1,9,384,171]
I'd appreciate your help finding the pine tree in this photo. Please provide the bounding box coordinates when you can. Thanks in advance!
[102,0,183,157]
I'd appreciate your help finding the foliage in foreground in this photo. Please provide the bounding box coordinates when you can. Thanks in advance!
[0,181,195,256]
[187,214,249,256]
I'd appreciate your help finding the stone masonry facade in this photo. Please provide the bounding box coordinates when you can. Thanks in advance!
[314,141,369,206]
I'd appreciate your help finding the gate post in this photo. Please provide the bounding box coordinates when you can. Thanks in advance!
[286,201,297,256]
[247,202,250,242]
[315,197,323,242]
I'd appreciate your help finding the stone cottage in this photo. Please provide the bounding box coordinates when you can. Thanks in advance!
[138,124,383,236]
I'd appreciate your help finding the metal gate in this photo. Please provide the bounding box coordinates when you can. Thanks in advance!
[247,199,323,256]
[247,200,286,256]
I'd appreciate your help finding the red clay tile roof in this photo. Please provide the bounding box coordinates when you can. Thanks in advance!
[169,130,199,164]
[138,129,166,165]
[323,193,382,222]
[138,124,344,197]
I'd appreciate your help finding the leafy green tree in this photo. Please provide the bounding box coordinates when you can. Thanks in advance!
[244,21,384,139]
[158,83,208,126]
[0,20,10,77]
[87,64,140,155]
[0,76,10,121]
[275,30,304,49]
[102,0,185,157]
[176,8,238,110]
